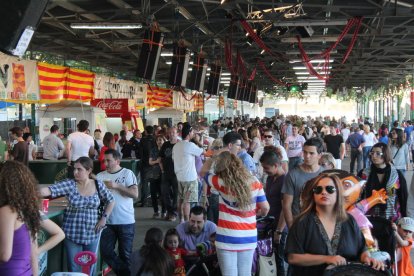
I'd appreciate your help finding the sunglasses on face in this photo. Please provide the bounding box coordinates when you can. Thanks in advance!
[369,151,384,157]
[313,185,337,194]
[264,135,273,138]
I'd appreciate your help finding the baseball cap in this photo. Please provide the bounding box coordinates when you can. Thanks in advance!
[398,217,414,232]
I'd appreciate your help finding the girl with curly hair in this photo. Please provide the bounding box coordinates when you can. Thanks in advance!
[201,151,269,276]
[0,161,41,275]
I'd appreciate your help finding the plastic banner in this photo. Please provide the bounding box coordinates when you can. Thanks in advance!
[173,91,194,112]
[94,74,147,107]
[0,52,40,102]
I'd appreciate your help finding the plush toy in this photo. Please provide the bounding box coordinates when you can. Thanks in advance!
[325,170,387,249]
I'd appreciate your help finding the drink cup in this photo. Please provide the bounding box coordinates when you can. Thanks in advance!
[42,199,49,213]
[104,179,112,187]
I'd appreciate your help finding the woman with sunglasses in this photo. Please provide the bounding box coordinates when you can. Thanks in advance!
[358,142,408,221]
[389,128,410,174]
[286,173,384,275]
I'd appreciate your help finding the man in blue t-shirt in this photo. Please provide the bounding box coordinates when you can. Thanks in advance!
[404,120,413,144]
[346,127,365,174]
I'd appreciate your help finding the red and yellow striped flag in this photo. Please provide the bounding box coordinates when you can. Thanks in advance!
[38,62,66,103]
[38,63,95,103]
[66,68,94,101]
[194,93,203,111]
[147,86,173,108]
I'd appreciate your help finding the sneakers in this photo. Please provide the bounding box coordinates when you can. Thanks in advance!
[168,214,177,222]
[153,212,160,218]
[161,212,167,219]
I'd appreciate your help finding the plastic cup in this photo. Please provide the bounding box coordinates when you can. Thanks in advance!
[103,179,111,187]
[42,199,49,213]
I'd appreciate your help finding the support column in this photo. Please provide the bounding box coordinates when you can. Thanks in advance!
[411,90,414,120]
[31,104,36,141]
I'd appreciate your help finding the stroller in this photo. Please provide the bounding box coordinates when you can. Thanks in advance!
[252,216,276,276]
[323,215,395,276]
[186,216,276,276]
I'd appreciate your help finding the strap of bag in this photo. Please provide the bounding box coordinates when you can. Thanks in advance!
[94,179,102,204]
[393,147,401,160]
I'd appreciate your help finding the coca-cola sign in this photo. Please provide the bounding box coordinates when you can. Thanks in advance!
[90,99,136,113]
[95,100,123,110]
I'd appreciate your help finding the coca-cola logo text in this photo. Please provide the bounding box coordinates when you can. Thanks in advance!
[95,100,123,110]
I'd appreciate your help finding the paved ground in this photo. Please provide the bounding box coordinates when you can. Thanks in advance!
[125,156,414,273]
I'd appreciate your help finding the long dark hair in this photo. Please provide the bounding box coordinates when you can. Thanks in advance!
[138,228,174,276]
[390,128,404,148]
[0,161,40,239]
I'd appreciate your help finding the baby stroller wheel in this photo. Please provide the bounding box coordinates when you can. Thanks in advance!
[323,262,392,276]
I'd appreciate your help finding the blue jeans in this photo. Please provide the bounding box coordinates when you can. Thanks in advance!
[363,146,372,168]
[100,224,135,275]
[207,194,219,225]
[288,157,303,171]
[216,248,255,276]
[275,231,288,276]
[65,237,100,275]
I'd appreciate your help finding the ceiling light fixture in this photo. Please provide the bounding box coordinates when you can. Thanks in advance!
[293,66,332,70]
[70,23,143,29]
[290,59,334,63]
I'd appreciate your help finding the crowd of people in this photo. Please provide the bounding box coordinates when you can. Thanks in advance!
[1,114,414,276]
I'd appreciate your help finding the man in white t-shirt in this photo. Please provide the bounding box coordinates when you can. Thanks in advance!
[97,148,138,275]
[172,124,204,222]
[285,124,306,170]
[66,120,94,177]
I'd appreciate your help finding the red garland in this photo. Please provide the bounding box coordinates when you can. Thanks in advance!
[258,60,285,86]
[297,17,363,81]
[240,20,286,62]
[179,87,197,101]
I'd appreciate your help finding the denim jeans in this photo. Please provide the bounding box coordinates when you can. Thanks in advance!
[350,148,363,174]
[216,248,255,276]
[161,173,178,216]
[100,224,135,275]
[274,231,288,276]
[150,177,165,214]
[65,237,100,275]
[140,167,151,203]
[363,146,372,168]
[207,194,219,225]
[288,157,303,171]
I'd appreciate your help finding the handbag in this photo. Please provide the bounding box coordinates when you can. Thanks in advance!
[258,253,277,276]
[94,180,105,219]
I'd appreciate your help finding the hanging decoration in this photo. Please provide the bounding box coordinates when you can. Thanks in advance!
[257,60,285,86]
[240,20,286,61]
[297,17,363,81]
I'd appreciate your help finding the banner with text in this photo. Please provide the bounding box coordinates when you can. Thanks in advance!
[0,52,40,103]
[173,91,194,112]
[94,74,147,108]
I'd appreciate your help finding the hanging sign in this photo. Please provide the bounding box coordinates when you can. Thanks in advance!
[0,52,40,102]
[94,74,147,107]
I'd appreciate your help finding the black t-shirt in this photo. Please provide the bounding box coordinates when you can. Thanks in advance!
[12,141,28,165]
[324,135,344,159]
[286,213,366,276]
[159,141,176,176]
[265,174,285,225]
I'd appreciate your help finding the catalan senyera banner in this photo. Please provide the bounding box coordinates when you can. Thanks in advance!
[38,62,95,103]
[94,74,147,108]
[193,93,203,111]
[147,86,173,109]
[0,52,40,103]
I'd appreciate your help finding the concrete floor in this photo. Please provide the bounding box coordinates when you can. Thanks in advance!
[126,156,414,273]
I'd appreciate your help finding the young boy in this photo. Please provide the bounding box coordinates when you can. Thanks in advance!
[392,217,414,276]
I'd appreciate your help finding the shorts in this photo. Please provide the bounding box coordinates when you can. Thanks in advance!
[178,180,199,203]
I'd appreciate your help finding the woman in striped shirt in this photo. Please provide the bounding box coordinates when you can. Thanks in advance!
[201,151,269,276]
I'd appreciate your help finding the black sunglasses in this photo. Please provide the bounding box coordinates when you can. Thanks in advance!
[263,135,273,138]
[313,185,337,194]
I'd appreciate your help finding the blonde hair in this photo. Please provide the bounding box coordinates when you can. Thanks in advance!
[320,152,336,169]
[214,151,253,209]
[250,126,260,139]
[299,173,348,223]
